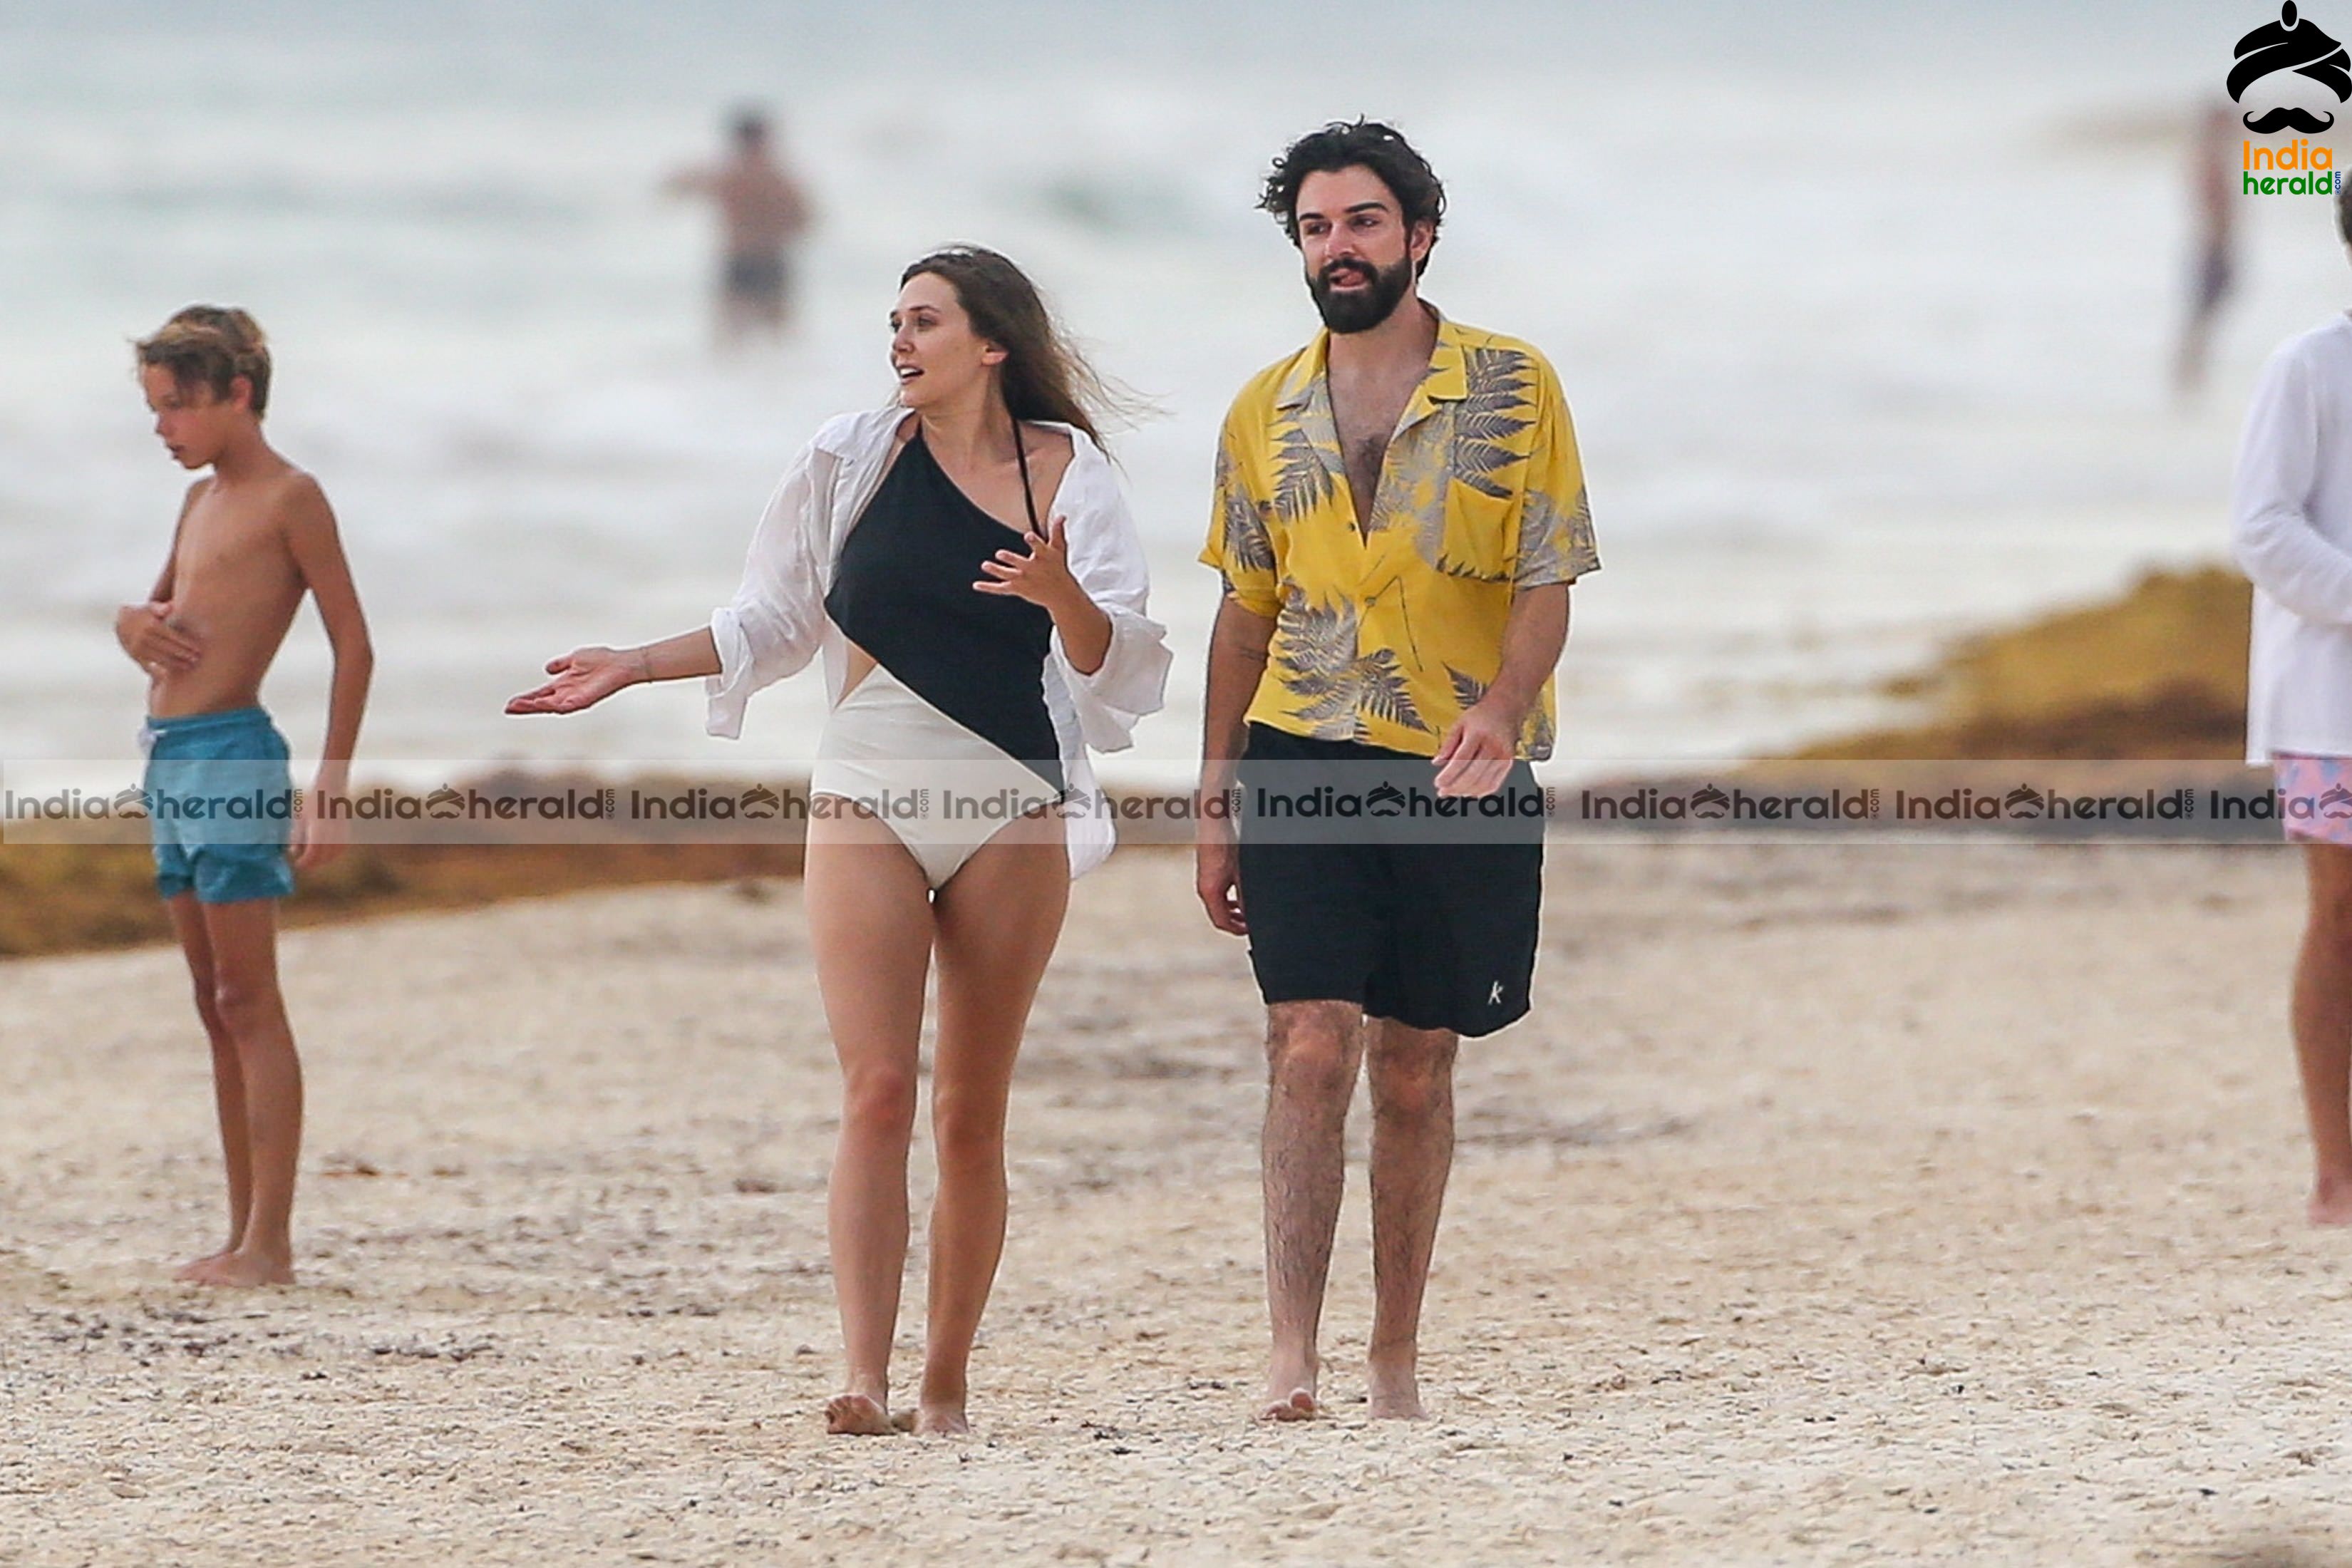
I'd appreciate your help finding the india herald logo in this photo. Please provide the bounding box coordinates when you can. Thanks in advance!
[2232,2,2352,134]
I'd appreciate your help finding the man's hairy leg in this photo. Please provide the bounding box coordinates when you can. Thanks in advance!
[1260,1000,1363,1420]
[1366,1018,1459,1419]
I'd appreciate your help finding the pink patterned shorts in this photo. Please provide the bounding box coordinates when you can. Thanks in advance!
[2276,753,2352,845]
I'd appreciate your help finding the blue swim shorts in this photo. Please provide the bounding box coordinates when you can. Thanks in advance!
[140,706,298,904]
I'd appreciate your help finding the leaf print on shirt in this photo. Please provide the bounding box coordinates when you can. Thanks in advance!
[1353,648,1425,736]
[1514,482,1597,587]
[1452,346,1537,502]
[1523,703,1557,762]
[1381,427,1455,564]
[1272,592,1430,737]
[1269,404,1340,526]
[1217,446,1277,575]
[1272,594,1361,727]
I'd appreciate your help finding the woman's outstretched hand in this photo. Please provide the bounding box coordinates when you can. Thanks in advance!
[975,515,1082,613]
[506,646,642,715]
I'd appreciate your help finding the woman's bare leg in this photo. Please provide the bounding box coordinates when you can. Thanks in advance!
[805,802,935,1433]
[918,811,1068,1435]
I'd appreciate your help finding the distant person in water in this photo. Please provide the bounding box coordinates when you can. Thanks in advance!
[665,108,815,347]
[2177,101,2240,398]
[2232,180,2352,1225]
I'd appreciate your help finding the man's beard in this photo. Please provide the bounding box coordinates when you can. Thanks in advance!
[1307,254,1413,334]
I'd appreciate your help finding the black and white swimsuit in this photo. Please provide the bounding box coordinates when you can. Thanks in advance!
[812,430,1063,887]
[704,406,1173,880]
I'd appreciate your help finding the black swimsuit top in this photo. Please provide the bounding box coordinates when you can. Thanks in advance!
[822,428,1064,792]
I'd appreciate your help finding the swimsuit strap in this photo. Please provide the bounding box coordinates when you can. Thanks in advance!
[1012,418,1043,538]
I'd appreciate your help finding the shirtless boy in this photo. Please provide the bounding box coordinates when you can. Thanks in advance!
[118,306,373,1286]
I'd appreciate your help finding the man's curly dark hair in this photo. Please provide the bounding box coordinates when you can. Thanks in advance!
[1258,119,1445,277]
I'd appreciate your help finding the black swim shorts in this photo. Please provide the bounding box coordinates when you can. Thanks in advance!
[723,252,788,304]
[1234,723,1544,1038]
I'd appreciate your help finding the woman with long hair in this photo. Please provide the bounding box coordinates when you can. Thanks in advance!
[508,246,1171,1435]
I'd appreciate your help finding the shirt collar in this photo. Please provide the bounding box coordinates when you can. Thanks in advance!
[1273,304,1467,422]
[1405,311,1468,425]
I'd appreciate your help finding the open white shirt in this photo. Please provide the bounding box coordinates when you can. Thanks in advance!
[705,407,1172,877]
[2234,314,2352,763]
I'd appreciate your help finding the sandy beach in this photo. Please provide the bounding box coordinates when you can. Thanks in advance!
[0,838,2343,1564]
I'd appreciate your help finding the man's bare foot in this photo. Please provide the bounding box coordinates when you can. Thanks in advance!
[1260,1347,1320,1421]
[914,1403,970,1437]
[180,1249,294,1289]
[1366,1361,1427,1420]
[824,1393,897,1436]
[1258,1386,1319,1422]
[2310,1175,2352,1227]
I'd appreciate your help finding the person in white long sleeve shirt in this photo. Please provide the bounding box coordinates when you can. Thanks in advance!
[508,247,1172,1428]
[2232,192,2352,1224]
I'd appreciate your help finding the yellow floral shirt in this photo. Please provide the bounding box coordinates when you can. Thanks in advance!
[1202,314,1599,759]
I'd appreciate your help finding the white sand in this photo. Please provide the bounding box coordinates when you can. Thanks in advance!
[1,842,2344,1566]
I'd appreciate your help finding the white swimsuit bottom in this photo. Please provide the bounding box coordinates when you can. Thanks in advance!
[810,662,1061,890]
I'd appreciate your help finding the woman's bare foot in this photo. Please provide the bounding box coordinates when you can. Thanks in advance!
[914,1403,970,1437]
[824,1392,897,1436]
[2310,1175,2352,1227]
[1366,1360,1428,1420]
[172,1248,233,1283]
[180,1249,294,1289]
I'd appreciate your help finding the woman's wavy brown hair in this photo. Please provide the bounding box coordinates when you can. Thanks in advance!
[900,246,1131,448]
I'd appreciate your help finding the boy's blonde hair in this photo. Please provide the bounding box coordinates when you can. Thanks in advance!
[135,305,272,418]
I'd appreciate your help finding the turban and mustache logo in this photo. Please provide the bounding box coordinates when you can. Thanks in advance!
[2231,1,2352,134]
